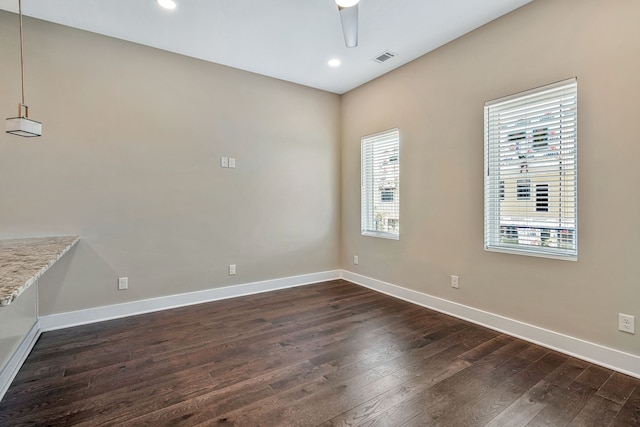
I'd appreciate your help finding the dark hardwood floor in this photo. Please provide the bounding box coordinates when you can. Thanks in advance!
[0,280,638,426]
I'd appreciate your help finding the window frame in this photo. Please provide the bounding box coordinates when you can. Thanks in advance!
[484,78,578,261]
[361,128,400,240]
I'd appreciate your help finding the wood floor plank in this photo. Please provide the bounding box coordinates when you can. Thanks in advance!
[322,324,477,385]
[525,380,598,426]
[403,339,533,426]
[597,371,638,405]
[568,394,621,427]
[612,385,640,427]
[485,355,587,427]
[320,341,482,426]
[1,280,639,426]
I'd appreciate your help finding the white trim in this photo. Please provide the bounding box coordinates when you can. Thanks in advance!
[4,268,637,404]
[2,270,338,400]
[485,77,577,107]
[340,270,640,380]
[0,321,41,401]
[362,231,400,240]
[39,270,340,332]
[484,246,578,262]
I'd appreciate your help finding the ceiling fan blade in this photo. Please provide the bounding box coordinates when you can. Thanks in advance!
[338,4,358,48]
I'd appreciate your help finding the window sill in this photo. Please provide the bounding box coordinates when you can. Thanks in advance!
[485,245,577,261]
[362,231,399,240]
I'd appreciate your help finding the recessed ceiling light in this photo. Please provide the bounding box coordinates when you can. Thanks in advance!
[156,0,176,10]
[328,59,341,67]
[335,0,360,7]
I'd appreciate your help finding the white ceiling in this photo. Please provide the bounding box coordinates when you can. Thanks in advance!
[0,0,532,94]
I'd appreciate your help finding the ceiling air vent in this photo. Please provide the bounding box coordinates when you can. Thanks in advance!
[372,51,396,63]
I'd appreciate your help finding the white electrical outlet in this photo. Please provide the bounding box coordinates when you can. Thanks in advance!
[118,277,128,290]
[229,264,236,275]
[229,158,236,168]
[451,275,459,289]
[618,313,635,334]
[353,255,359,265]
[221,156,229,168]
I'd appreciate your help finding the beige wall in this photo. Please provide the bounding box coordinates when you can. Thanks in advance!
[0,12,341,315]
[341,0,640,356]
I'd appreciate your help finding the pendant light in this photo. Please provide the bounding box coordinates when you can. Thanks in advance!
[5,0,42,137]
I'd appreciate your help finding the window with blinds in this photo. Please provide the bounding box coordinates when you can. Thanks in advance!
[362,128,400,239]
[484,78,577,260]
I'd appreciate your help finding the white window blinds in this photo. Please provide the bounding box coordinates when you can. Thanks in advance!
[362,128,400,239]
[484,79,577,260]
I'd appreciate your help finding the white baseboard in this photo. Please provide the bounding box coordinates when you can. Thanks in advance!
[340,270,640,380]
[0,321,41,401]
[6,267,636,404]
[39,270,341,332]
[2,270,339,402]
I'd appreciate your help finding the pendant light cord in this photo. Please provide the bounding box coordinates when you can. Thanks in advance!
[5,0,41,136]
[18,0,26,111]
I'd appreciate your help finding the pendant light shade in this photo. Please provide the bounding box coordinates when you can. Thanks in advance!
[5,0,42,138]
[6,104,41,137]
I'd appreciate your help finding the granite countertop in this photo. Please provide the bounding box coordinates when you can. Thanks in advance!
[0,236,79,307]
